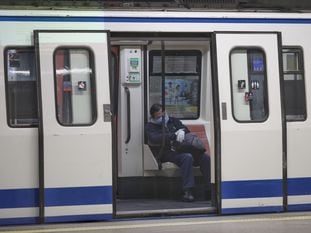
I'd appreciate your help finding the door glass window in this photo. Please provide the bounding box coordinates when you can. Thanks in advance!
[54,48,96,125]
[5,47,38,127]
[230,48,268,122]
[282,47,306,121]
[149,50,201,119]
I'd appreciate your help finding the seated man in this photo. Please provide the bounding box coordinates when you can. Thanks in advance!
[145,103,211,202]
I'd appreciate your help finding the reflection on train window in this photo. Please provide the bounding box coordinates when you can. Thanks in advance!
[149,50,201,119]
[54,48,96,126]
[5,47,38,127]
[282,47,306,121]
[230,48,268,122]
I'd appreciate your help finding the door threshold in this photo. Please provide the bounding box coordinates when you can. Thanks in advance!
[117,206,216,218]
[116,199,215,218]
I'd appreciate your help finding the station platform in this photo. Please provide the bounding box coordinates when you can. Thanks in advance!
[1,211,311,233]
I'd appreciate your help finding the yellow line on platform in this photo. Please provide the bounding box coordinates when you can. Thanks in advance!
[2,215,311,233]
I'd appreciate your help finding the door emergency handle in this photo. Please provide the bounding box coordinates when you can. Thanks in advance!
[124,87,131,144]
[222,102,227,120]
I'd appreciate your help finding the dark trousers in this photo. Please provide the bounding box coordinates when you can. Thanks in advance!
[166,152,211,191]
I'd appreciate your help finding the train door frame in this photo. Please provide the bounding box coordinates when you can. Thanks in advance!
[211,31,286,214]
[35,30,114,223]
[111,33,216,217]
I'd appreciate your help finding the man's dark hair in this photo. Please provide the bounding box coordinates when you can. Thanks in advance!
[150,103,162,116]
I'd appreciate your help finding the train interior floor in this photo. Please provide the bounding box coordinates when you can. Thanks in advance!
[116,199,215,216]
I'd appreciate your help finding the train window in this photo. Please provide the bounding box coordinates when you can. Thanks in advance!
[149,50,201,119]
[5,47,38,127]
[54,47,96,126]
[230,48,268,122]
[282,47,306,121]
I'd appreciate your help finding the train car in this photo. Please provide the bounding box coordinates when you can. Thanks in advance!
[0,8,311,225]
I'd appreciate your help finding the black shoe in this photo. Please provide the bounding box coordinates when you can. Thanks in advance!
[182,190,195,202]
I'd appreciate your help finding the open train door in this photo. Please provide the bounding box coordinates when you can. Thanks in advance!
[212,32,285,214]
[34,31,113,223]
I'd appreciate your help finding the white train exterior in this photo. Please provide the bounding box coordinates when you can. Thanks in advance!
[0,9,310,225]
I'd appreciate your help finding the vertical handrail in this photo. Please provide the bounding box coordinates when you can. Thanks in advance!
[124,86,131,144]
[156,41,166,170]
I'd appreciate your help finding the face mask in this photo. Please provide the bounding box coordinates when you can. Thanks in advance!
[153,112,169,125]
[154,116,163,124]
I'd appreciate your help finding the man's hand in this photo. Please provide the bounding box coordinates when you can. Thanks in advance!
[175,129,185,142]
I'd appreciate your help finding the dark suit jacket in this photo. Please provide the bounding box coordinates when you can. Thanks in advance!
[145,117,189,161]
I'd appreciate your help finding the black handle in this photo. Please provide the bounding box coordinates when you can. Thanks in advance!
[124,87,131,144]
[221,102,227,120]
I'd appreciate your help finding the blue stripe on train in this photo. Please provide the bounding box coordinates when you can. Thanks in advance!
[0,217,38,226]
[45,186,112,206]
[222,178,311,213]
[287,177,311,211]
[222,206,283,215]
[0,214,113,225]
[0,188,38,208]
[1,16,311,24]
[0,186,112,209]
[288,204,311,211]
[221,177,311,199]
[221,179,283,214]
[288,177,311,196]
[45,214,112,223]
[221,179,283,199]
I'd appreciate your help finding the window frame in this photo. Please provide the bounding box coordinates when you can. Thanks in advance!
[282,46,307,122]
[148,49,202,120]
[4,46,38,128]
[53,46,97,126]
[229,46,269,123]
